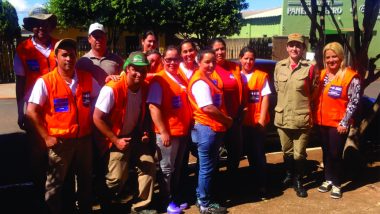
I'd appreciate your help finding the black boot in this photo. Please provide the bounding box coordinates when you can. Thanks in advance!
[293,160,307,197]
[282,156,294,186]
[293,175,307,197]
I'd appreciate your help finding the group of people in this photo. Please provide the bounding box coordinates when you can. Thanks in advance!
[15,7,360,214]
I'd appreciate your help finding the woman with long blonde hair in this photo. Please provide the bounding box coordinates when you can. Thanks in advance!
[314,42,361,199]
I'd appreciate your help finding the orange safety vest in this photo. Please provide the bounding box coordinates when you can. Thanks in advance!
[16,37,58,96]
[150,70,192,136]
[178,66,195,86]
[42,68,93,139]
[102,73,149,150]
[145,61,164,83]
[243,69,270,126]
[188,70,227,132]
[314,68,359,127]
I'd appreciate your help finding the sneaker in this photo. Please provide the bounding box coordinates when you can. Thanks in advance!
[179,202,189,210]
[330,185,342,199]
[200,203,227,214]
[318,181,332,193]
[167,202,181,214]
[195,199,201,209]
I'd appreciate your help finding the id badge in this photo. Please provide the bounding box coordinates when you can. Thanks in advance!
[213,94,222,107]
[26,59,40,72]
[54,98,69,112]
[172,96,182,109]
[327,85,343,98]
[82,92,91,107]
[248,90,260,103]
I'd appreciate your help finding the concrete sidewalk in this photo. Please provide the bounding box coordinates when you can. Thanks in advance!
[0,83,16,99]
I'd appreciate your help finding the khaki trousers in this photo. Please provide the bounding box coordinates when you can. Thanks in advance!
[277,128,310,160]
[45,136,93,214]
[105,142,156,211]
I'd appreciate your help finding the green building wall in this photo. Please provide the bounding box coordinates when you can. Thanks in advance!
[233,0,380,67]
[229,16,282,38]
[282,0,380,67]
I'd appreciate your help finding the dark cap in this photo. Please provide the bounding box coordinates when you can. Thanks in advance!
[54,38,77,54]
[123,51,149,70]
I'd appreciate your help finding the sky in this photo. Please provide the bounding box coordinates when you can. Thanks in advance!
[9,0,283,27]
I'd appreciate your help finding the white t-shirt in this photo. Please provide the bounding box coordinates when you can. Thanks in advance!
[147,71,186,105]
[95,86,142,136]
[242,72,272,96]
[28,72,100,107]
[179,62,196,80]
[191,80,213,108]
[14,37,53,77]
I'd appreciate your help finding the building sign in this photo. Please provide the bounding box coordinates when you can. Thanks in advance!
[357,5,380,20]
[287,1,380,19]
[287,1,343,16]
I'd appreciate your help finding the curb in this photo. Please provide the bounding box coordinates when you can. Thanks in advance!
[0,83,16,99]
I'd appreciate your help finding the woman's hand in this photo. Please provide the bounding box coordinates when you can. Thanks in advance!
[105,75,121,83]
[337,125,348,134]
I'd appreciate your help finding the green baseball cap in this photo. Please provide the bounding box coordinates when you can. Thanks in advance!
[123,51,149,70]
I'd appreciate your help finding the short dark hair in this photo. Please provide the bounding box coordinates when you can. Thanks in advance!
[146,49,161,57]
[197,49,215,62]
[239,46,256,58]
[142,30,157,40]
[163,45,179,58]
[209,37,226,48]
[179,39,197,52]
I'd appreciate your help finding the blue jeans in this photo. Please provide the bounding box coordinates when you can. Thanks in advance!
[191,123,224,207]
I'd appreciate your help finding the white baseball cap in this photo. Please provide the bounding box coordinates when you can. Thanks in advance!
[88,22,106,35]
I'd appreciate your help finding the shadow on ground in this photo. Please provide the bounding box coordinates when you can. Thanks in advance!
[0,131,379,214]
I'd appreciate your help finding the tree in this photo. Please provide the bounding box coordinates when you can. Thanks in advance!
[48,0,122,52]
[0,0,20,43]
[300,0,380,85]
[48,0,249,51]
[177,0,248,48]
[0,0,21,83]
[48,0,182,52]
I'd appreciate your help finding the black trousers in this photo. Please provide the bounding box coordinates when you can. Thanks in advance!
[224,122,243,173]
[317,125,347,187]
[242,125,267,187]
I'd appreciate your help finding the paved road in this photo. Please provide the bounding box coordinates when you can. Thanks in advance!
[0,98,24,135]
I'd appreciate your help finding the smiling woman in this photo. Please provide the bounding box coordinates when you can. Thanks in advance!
[313,42,361,199]
[274,33,318,198]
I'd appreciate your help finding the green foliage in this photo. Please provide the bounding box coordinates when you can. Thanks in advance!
[47,0,248,50]
[177,0,248,47]
[0,0,21,43]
